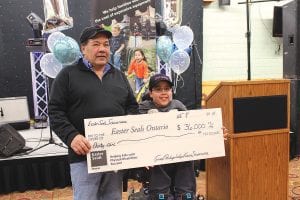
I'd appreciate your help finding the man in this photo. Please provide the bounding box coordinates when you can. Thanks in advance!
[48,25,138,200]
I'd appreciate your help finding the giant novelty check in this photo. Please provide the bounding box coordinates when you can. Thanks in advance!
[85,108,225,173]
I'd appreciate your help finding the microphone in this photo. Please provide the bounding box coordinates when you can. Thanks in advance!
[0,107,4,117]
[147,109,159,114]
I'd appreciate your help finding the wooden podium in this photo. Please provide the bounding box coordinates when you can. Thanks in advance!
[205,80,290,200]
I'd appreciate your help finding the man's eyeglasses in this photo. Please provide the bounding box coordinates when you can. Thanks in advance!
[152,87,172,93]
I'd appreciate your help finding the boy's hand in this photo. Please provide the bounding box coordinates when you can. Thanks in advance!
[222,126,229,140]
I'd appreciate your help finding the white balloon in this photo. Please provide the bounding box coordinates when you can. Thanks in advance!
[47,31,65,52]
[40,53,63,78]
[173,26,194,50]
[169,50,190,74]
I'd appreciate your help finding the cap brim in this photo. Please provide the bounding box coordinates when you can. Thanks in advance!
[80,28,112,44]
[151,80,173,90]
[93,30,112,39]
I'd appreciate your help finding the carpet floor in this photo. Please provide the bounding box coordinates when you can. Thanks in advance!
[0,156,299,200]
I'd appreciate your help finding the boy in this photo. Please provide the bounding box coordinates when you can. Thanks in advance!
[110,23,125,70]
[139,73,196,200]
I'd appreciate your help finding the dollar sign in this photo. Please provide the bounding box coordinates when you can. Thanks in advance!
[177,125,181,130]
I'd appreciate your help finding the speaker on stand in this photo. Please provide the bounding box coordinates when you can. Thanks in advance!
[282,0,300,158]
[289,80,300,158]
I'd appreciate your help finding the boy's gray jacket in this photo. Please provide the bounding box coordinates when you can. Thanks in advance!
[138,99,187,114]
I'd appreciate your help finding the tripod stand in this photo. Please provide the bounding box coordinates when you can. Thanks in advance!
[27,76,67,154]
[238,0,281,80]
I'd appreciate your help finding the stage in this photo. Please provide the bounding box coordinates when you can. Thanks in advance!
[0,127,71,194]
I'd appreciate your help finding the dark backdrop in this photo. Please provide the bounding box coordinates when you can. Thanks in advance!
[0,0,92,118]
[175,0,203,110]
[0,0,203,118]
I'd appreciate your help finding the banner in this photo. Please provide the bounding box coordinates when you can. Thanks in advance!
[91,0,156,96]
[91,0,155,25]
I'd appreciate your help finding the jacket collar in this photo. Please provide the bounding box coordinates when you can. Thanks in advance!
[78,58,115,74]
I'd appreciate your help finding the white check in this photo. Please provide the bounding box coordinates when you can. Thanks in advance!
[85,108,225,173]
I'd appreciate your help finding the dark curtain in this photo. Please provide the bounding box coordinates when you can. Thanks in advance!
[0,155,71,194]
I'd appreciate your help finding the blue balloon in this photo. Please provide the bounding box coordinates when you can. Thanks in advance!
[157,36,173,63]
[53,36,81,65]
[47,31,65,52]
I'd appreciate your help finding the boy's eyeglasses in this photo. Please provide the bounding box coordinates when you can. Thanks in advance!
[152,87,172,93]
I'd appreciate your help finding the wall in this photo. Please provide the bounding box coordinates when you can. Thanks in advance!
[203,0,283,81]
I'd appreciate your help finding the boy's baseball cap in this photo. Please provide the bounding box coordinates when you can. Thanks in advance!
[80,25,112,44]
[149,74,173,90]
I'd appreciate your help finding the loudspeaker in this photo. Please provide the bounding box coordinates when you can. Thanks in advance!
[282,0,300,158]
[219,0,230,6]
[282,0,298,78]
[272,5,283,37]
[0,123,25,157]
[289,79,300,158]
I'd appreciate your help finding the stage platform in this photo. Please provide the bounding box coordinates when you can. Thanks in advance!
[0,128,71,194]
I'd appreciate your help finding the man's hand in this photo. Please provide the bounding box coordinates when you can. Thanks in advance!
[71,134,91,155]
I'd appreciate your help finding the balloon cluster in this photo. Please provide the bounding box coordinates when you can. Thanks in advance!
[156,25,194,75]
[40,31,81,78]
